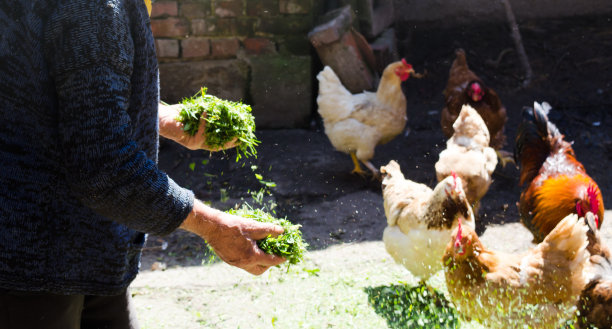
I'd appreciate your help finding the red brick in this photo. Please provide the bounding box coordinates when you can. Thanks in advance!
[214,0,243,17]
[181,38,211,58]
[151,1,178,18]
[279,0,310,14]
[155,39,179,58]
[203,18,237,36]
[210,38,240,58]
[151,18,189,37]
[180,2,211,18]
[243,38,276,55]
[191,18,207,36]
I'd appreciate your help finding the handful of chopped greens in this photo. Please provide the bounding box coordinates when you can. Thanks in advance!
[227,205,307,266]
[176,87,259,161]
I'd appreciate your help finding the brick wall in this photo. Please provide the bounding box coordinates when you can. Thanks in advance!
[151,0,320,128]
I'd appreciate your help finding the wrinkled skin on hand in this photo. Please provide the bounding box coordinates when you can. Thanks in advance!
[180,201,286,275]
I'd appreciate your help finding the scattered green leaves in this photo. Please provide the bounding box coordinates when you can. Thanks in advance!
[177,87,259,161]
[365,282,460,329]
[227,205,307,268]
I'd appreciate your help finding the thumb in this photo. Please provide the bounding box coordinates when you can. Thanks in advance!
[248,223,284,241]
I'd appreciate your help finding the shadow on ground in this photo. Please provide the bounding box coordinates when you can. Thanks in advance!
[142,14,612,270]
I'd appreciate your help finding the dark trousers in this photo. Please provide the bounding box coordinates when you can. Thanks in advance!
[0,289,139,329]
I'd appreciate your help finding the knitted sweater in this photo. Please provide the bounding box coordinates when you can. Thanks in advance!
[0,0,194,295]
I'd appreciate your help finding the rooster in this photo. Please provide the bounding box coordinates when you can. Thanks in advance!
[316,59,421,178]
[515,101,604,242]
[576,212,612,329]
[444,213,590,329]
[380,160,475,281]
[441,48,512,166]
[435,104,498,212]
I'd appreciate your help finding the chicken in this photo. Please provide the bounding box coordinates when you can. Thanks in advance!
[441,48,511,166]
[435,104,497,212]
[576,212,612,329]
[443,213,591,329]
[380,160,475,281]
[316,59,420,178]
[515,101,604,242]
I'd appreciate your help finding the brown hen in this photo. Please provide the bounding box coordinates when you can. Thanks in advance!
[443,214,590,329]
[441,49,508,159]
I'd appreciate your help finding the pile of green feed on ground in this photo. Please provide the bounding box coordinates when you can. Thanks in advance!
[176,87,259,161]
[365,282,460,329]
[227,205,307,267]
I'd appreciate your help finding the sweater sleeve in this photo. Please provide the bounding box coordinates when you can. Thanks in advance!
[44,0,194,236]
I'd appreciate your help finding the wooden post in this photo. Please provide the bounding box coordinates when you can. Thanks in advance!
[308,5,377,92]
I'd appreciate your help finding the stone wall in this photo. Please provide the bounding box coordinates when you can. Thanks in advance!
[151,0,321,128]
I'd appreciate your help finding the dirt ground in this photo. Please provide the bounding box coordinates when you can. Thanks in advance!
[141,14,612,270]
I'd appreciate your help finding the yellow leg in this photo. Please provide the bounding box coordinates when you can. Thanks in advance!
[349,152,366,176]
[496,149,516,168]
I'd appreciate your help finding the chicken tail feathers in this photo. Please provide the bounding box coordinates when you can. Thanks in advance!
[452,48,468,69]
[316,66,353,121]
[543,213,589,267]
[584,211,611,259]
[381,160,403,189]
[380,160,408,226]
[514,102,554,185]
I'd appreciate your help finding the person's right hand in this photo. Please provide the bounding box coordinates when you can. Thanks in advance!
[180,200,286,275]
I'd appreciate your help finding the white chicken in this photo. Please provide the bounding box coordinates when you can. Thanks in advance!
[381,160,475,281]
[435,104,497,212]
[316,59,420,178]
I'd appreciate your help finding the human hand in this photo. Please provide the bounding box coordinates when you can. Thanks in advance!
[158,103,239,151]
[180,201,286,275]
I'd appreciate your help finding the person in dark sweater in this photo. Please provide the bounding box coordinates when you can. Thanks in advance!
[0,1,285,328]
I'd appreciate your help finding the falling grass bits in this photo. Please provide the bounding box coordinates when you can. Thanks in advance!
[176,87,259,161]
[227,205,307,266]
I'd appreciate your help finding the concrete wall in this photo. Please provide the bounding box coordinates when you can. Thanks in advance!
[393,0,612,27]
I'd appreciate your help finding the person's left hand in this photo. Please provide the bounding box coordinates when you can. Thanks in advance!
[159,103,238,151]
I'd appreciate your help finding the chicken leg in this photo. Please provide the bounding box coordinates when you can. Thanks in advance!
[350,151,380,179]
[496,149,516,168]
[349,151,366,175]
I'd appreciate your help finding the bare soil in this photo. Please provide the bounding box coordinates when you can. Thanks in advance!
[133,14,612,329]
[142,14,612,270]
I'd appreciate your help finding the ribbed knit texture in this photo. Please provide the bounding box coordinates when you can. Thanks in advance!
[0,0,194,295]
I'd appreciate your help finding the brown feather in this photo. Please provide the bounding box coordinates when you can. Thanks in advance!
[441,49,507,150]
[576,213,612,328]
[443,214,589,328]
[517,110,604,242]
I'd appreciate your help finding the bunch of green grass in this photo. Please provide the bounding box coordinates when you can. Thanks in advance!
[227,205,307,267]
[176,87,259,161]
[364,282,460,329]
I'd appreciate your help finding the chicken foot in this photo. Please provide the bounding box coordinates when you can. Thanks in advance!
[496,149,516,168]
[349,151,380,179]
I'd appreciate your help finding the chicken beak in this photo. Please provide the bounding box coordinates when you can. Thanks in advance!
[455,243,465,256]
[409,68,424,79]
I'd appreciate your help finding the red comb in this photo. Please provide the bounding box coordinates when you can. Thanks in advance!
[401,58,413,69]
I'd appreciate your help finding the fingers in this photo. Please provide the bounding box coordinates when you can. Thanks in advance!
[252,245,286,266]
[243,249,286,276]
[247,223,285,240]
[246,264,271,276]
